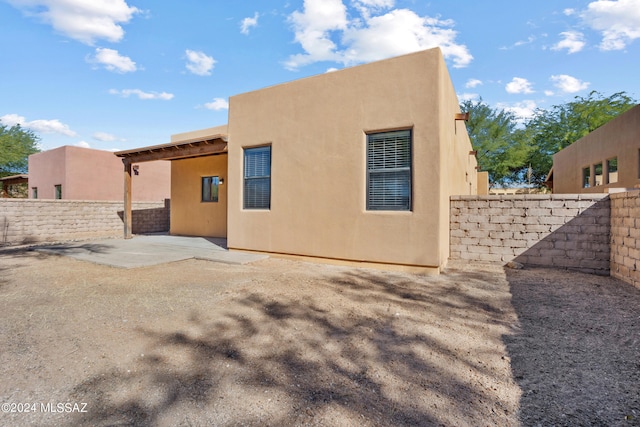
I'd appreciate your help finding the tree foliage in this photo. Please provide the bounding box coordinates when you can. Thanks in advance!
[462,91,638,187]
[0,124,40,176]
[461,98,530,187]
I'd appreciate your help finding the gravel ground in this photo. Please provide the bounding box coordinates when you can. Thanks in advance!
[0,247,639,426]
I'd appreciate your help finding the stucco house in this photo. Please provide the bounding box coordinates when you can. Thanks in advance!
[116,48,479,273]
[547,104,640,193]
[29,145,170,201]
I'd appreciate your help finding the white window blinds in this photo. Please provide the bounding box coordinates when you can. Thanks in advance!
[367,130,411,211]
[244,146,271,209]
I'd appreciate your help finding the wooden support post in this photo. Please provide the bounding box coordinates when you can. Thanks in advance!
[123,159,132,239]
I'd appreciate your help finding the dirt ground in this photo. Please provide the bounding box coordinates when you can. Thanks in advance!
[0,248,639,426]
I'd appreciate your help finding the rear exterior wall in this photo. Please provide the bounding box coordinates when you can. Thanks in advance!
[170,154,228,238]
[227,48,476,271]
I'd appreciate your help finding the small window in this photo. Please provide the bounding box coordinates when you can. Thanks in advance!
[244,146,271,209]
[367,129,412,211]
[201,176,219,202]
[594,163,603,186]
[54,184,62,199]
[607,158,618,184]
[582,167,590,188]
[32,187,38,199]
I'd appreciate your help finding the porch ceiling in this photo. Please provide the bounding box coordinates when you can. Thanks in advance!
[114,134,228,163]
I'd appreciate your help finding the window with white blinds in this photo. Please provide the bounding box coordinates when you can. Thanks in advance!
[366,130,412,211]
[244,146,271,209]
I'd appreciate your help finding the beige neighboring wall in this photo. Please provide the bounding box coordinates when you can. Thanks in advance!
[171,154,228,238]
[170,125,228,143]
[227,48,476,271]
[29,145,170,201]
[476,172,489,195]
[552,104,640,194]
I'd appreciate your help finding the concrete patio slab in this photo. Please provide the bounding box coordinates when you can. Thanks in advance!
[35,235,268,268]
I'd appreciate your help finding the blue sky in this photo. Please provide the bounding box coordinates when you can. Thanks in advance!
[1,0,639,151]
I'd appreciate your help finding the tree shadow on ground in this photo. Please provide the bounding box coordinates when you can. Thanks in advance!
[69,267,518,426]
[504,267,640,426]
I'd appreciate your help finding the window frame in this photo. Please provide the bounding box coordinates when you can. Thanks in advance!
[243,145,271,210]
[582,166,591,188]
[54,184,62,199]
[606,157,618,184]
[366,129,412,211]
[201,176,219,203]
[594,162,603,186]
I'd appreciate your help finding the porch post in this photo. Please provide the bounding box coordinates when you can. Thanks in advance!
[123,159,132,239]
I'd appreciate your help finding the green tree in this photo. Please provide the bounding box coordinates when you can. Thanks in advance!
[523,91,637,186]
[461,99,530,187]
[0,124,40,176]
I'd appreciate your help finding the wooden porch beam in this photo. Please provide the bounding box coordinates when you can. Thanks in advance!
[123,159,132,239]
[117,140,227,163]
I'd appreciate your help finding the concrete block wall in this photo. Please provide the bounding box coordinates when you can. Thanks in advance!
[450,195,611,275]
[0,199,169,246]
[610,190,640,287]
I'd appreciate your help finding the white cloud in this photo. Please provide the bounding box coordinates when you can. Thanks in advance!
[458,92,479,101]
[551,31,586,53]
[89,47,137,73]
[185,50,216,76]
[75,141,91,148]
[514,35,536,47]
[0,113,77,136]
[564,8,577,16]
[285,0,472,70]
[286,0,349,68]
[581,0,640,50]
[497,100,538,122]
[550,74,590,93]
[203,98,229,111]
[353,0,395,19]
[7,0,140,45]
[241,12,259,35]
[465,78,482,88]
[506,77,534,94]
[93,132,117,142]
[109,89,174,100]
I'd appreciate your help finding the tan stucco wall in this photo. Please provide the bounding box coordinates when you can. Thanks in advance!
[552,104,640,193]
[170,154,228,237]
[171,125,228,143]
[477,172,489,195]
[226,48,475,271]
[28,146,171,201]
[438,56,478,266]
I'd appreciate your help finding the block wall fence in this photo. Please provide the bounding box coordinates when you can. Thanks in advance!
[0,199,170,246]
[451,192,640,288]
[610,190,640,288]
[450,195,611,276]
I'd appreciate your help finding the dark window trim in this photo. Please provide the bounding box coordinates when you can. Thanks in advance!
[243,145,271,210]
[366,129,412,211]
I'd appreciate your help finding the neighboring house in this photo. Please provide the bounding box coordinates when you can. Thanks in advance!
[28,145,170,201]
[548,104,640,193]
[0,174,28,198]
[116,48,479,273]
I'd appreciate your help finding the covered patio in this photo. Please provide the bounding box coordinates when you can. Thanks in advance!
[114,133,227,239]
